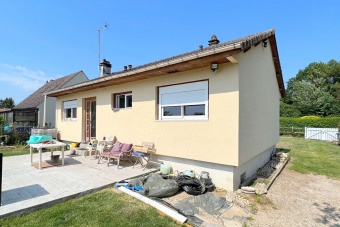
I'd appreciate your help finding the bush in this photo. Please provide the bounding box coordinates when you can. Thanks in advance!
[280,101,301,117]
[299,116,321,120]
[280,116,340,128]
[7,132,29,145]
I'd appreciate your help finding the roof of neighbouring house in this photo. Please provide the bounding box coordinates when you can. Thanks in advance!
[47,28,285,97]
[14,71,85,109]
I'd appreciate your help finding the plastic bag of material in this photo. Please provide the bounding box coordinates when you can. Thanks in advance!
[128,173,180,198]
[199,171,215,192]
[176,174,205,195]
[144,180,179,198]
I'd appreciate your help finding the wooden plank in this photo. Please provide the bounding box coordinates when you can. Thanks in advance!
[48,49,241,97]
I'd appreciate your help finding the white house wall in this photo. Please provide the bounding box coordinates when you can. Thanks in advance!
[237,42,281,166]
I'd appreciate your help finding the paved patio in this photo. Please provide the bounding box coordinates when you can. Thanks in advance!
[0,151,157,219]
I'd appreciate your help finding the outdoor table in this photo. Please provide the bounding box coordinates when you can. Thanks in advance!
[29,141,66,170]
[132,152,151,170]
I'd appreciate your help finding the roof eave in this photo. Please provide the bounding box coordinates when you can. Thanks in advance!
[46,43,243,97]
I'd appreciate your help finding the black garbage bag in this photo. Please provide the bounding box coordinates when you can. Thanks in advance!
[176,174,205,195]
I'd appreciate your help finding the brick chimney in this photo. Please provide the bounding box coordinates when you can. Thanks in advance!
[208,35,220,46]
[99,59,111,77]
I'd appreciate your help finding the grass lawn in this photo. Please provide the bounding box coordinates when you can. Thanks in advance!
[278,136,340,179]
[0,145,33,157]
[0,189,182,227]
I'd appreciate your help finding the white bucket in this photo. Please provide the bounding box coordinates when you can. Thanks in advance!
[160,163,171,175]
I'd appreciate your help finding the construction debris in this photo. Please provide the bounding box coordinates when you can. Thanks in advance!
[255,183,267,195]
[225,190,249,208]
[241,186,256,195]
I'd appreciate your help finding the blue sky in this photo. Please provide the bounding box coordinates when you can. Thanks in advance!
[0,0,339,104]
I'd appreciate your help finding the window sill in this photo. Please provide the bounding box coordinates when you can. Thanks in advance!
[112,107,132,111]
[62,119,77,122]
[155,119,209,122]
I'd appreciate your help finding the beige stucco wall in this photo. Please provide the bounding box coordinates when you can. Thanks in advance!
[237,42,281,166]
[56,64,240,166]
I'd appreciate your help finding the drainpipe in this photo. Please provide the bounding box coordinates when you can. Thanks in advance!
[43,94,47,127]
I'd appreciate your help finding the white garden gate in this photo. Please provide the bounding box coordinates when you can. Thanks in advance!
[305,127,339,141]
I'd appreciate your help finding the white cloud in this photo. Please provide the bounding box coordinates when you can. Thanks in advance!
[0,63,51,91]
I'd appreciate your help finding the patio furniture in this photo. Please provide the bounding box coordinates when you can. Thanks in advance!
[76,141,97,158]
[29,141,66,170]
[132,142,155,170]
[98,141,133,169]
[95,134,115,159]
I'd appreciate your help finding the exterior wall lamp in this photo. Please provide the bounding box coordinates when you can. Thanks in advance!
[210,62,219,72]
[263,40,268,48]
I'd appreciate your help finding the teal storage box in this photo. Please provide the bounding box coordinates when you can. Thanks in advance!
[27,135,53,144]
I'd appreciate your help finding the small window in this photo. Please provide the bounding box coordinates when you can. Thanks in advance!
[63,100,77,120]
[158,81,208,120]
[113,92,132,109]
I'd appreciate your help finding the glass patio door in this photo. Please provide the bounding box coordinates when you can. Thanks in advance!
[84,98,96,142]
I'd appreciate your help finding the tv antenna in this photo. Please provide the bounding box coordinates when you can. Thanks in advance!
[96,24,108,73]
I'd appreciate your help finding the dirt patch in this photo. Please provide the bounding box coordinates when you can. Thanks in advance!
[249,167,340,226]
[276,142,293,147]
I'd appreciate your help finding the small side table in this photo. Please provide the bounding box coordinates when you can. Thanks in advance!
[132,152,151,170]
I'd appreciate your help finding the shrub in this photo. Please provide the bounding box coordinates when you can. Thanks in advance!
[280,116,340,128]
[300,116,320,120]
[7,132,29,145]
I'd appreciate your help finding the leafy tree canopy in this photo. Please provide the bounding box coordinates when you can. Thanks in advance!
[282,59,340,117]
[0,97,15,108]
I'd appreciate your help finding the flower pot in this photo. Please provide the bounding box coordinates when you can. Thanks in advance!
[51,155,60,163]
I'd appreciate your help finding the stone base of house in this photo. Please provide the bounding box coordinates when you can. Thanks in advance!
[233,145,275,190]
[153,145,275,191]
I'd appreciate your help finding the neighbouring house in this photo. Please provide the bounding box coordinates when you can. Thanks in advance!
[1,71,88,128]
[46,29,285,191]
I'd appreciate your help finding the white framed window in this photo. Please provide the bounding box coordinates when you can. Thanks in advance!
[63,100,77,121]
[114,92,132,109]
[158,81,208,120]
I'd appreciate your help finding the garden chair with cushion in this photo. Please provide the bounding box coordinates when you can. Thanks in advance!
[97,141,133,169]
[132,142,155,170]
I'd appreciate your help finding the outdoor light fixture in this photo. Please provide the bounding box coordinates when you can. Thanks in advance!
[210,62,219,72]
[263,40,268,48]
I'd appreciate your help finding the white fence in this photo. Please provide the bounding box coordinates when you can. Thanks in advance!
[305,127,339,141]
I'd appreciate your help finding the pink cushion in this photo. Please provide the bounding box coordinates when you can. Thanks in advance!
[121,143,133,152]
[112,141,123,152]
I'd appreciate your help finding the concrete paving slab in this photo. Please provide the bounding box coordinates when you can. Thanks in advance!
[0,151,157,219]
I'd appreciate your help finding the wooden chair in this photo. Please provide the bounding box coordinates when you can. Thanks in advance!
[98,141,133,169]
[132,142,155,170]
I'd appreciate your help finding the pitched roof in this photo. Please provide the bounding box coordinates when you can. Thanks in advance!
[47,28,284,97]
[14,71,83,109]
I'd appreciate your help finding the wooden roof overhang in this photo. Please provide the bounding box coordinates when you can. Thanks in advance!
[47,29,285,98]
[47,49,242,97]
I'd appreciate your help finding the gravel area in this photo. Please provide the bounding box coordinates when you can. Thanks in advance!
[250,168,340,227]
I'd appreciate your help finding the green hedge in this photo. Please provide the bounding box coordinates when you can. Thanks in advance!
[280,117,340,128]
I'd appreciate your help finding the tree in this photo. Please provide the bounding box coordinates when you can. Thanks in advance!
[282,59,340,117]
[0,97,15,108]
[280,101,301,117]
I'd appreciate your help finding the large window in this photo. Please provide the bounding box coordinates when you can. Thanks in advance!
[63,100,77,120]
[158,81,208,120]
[113,92,132,109]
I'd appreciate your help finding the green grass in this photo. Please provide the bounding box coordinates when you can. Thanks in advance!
[0,145,33,157]
[0,189,182,227]
[278,137,340,179]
